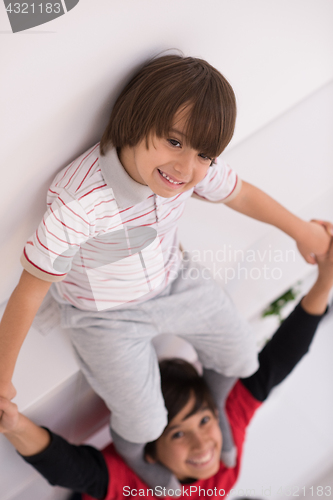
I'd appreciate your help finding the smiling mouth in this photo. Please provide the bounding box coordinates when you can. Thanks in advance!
[158,169,185,186]
[186,448,215,468]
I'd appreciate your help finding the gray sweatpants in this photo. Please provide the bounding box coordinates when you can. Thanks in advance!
[52,255,258,443]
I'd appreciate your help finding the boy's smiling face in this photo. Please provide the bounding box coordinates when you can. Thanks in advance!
[147,393,222,481]
[119,109,214,198]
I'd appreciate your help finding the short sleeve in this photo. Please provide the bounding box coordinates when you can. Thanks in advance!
[21,190,92,282]
[193,156,242,203]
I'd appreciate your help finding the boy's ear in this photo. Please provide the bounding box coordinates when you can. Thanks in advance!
[145,453,157,464]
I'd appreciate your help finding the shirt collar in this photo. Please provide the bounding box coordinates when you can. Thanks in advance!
[99,145,154,209]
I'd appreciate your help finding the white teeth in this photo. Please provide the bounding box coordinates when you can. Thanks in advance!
[188,450,213,465]
[160,170,182,184]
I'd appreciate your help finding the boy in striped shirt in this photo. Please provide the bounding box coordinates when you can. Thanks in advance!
[0,54,330,489]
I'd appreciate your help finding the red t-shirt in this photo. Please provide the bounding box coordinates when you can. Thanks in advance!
[83,381,262,500]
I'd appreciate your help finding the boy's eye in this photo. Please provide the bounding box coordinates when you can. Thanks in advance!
[198,153,214,165]
[171,430,184,439]
[168,139,181,148]
[200,415,211,426]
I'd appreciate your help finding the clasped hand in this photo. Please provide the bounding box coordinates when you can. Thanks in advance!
[297,220,333,264]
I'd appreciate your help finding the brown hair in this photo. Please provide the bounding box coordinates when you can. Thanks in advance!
[145,359,216,459]
[100,54,236,159]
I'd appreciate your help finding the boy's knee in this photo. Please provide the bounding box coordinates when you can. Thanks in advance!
[110,406,167,443]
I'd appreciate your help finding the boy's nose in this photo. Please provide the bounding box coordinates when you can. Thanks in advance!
[173,153,193,178]
[190,432,206,450]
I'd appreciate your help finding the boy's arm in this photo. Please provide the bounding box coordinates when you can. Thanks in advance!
[0,270,52,400]
[224,181,331,263]
[241,239,333,401]
[0,397,109,498]
[0,397,51,455]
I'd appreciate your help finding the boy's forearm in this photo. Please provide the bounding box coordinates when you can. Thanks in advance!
[301,254,333,315]
[301,279,331,316]
[0,271,51,394]
[19,429,109,498]
[0,396,108,497]
[4,414,51,456]
[225,181,306,241]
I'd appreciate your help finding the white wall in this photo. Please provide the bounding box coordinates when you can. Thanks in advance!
[1,0,333,301]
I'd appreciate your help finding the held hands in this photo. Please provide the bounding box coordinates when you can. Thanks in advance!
[315,235,333,285]
[0,381,17,424]
[0,397,20,435]
[300,234,333,315]
[0,381,17,401]
[0,397,51,456]
[296,220,333,264]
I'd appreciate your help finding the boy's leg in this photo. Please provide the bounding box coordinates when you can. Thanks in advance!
[203,370,237,467]
[143,255,259,378]
[59,308,167,444]
[141,255,259,465]
[111,429,181,491]
[59,306,182,491]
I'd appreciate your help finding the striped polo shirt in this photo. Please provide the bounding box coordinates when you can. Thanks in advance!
[21,144,241,311]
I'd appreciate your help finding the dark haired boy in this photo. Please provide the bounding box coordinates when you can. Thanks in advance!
[0,54,330,486]
[1,239,333,499]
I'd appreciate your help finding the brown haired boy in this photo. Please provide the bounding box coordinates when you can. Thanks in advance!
[0,54,330,489]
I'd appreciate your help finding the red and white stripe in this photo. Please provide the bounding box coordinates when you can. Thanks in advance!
[21,144,239,311]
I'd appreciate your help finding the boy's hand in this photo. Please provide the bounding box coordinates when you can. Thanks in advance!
[301,236,333,315]
[316,237,333,287]
[296,221,331,264]
[0,397,51,455]
[0,382,17,425]
[0,381,17,401]
[0,397,20,435]
[311,219,333,237]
